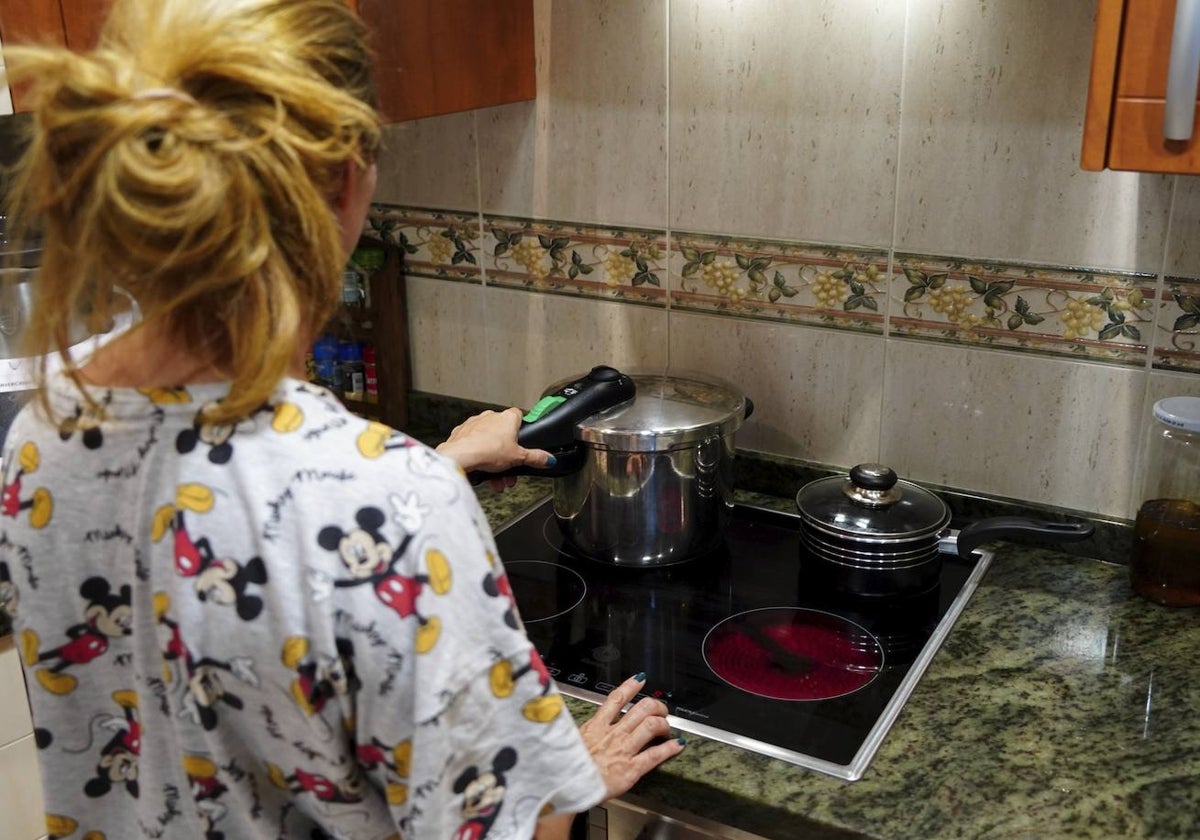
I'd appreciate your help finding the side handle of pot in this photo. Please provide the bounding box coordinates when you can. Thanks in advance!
[954,517,1095,559]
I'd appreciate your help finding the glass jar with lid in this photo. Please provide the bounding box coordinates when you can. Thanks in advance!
[1130,396,1200,606]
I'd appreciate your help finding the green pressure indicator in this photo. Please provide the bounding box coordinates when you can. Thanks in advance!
[523,395,567,423]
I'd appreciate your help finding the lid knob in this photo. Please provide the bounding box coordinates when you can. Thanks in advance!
[843,463,903,508]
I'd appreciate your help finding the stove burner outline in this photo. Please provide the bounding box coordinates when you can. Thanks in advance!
[504,560,587,624]
[702,607,885,702]
[540,513,586,560]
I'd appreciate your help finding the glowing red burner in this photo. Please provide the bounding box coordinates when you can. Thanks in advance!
[703,608,883,701]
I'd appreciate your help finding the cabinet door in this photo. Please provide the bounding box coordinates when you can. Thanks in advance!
[1083,0,1200,172]
[59,0,111,51]
[0,0,112,112]
[357,0,535,123]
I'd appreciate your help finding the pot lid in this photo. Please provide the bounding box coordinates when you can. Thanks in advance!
[795,463,950,541]
[571,372,747,451]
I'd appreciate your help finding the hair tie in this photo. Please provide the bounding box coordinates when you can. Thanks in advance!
[132,87,196,106]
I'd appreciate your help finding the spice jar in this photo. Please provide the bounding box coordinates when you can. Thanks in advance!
[1130,396,1200,606]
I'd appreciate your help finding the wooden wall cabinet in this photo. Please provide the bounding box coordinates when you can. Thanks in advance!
[357,0,535,123]
[0,0,112,111]
[1083,0,1200,173]
[1,0,535,124]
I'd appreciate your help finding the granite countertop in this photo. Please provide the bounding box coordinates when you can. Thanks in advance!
[476,479,1200,840]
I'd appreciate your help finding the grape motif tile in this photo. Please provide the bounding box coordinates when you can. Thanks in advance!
[889,254,1157,365]
[482,215,667,306]
[1153,279,1200,373]
[366,206,482,283]
[367,204,1200,375]
[669,232,888,335]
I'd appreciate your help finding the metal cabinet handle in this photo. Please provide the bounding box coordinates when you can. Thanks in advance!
[1165,0,1200,140]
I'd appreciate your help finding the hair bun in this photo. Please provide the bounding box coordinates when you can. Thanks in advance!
[131,87,197,106]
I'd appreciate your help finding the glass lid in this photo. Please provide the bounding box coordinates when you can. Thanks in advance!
[795,463,950,541]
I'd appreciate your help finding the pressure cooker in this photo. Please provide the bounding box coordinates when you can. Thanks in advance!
[479,365,753,567]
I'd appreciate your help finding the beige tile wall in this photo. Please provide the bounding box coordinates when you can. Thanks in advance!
[0,640,46,840]
[669,0,905,247]
[372,0,1200,521]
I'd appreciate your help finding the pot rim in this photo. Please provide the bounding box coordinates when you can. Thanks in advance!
[800,531,940,560]
[797,510,950,545]
[561,371,748,452]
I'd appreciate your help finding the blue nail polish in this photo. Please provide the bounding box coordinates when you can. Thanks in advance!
[677,737,687,746]
[634,671,646,682]
[546,454,558,466]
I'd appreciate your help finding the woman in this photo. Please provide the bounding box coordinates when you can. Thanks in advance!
[0,1,682,838]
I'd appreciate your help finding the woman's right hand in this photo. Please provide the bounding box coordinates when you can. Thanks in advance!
[577,674,685,800]
[435,407,553,477]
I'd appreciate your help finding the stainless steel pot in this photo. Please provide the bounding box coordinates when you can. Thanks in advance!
[795,463,1095,596]
[552,372,751,567]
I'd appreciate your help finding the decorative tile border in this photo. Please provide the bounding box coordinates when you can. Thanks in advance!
[670,232,887,334]
[890,254,1157,366]
[482,215,667,305]
[1153,278,1200,373]
[368,204,1200,373]
[366,206,481,283]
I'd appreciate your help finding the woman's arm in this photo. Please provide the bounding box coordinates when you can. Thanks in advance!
[533,813,574,840]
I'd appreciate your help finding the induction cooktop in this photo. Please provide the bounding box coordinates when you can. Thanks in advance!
[493,497,992,781]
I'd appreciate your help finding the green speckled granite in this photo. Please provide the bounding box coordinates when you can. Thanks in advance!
[474,481,1200,840]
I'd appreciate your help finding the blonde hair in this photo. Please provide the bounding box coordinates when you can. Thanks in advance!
[3,0,381,424]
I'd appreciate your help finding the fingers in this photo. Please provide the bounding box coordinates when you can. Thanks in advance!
[630,736,687,776]
[593,673,646,722]
[487,476,518,493]
[580,673,687,800]
[521,447,555,468]
[620,696,670,733]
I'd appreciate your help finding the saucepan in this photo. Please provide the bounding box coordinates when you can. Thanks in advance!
[795,463,1095,598]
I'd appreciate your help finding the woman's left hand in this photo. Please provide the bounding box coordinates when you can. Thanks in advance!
[577,674,684,801]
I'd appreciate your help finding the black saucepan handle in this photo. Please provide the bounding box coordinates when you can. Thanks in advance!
[954,517,1094,560]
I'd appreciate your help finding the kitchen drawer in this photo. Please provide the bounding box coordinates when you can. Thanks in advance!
[0,734,45,840]
[0,640,33,747]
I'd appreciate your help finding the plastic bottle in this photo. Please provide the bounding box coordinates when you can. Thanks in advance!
[363,343,379,405]
[338,339,365,402]
[1130,396,1200,606]
[350,244,386,308]
[340,269,364,308]
[311,334,339,394]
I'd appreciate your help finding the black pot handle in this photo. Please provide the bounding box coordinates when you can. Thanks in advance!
[955,517,1094,559]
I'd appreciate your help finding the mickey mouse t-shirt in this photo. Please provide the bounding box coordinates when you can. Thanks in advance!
[0,374,606,840]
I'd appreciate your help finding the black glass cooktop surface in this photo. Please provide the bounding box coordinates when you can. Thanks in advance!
[493,498,992,781]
